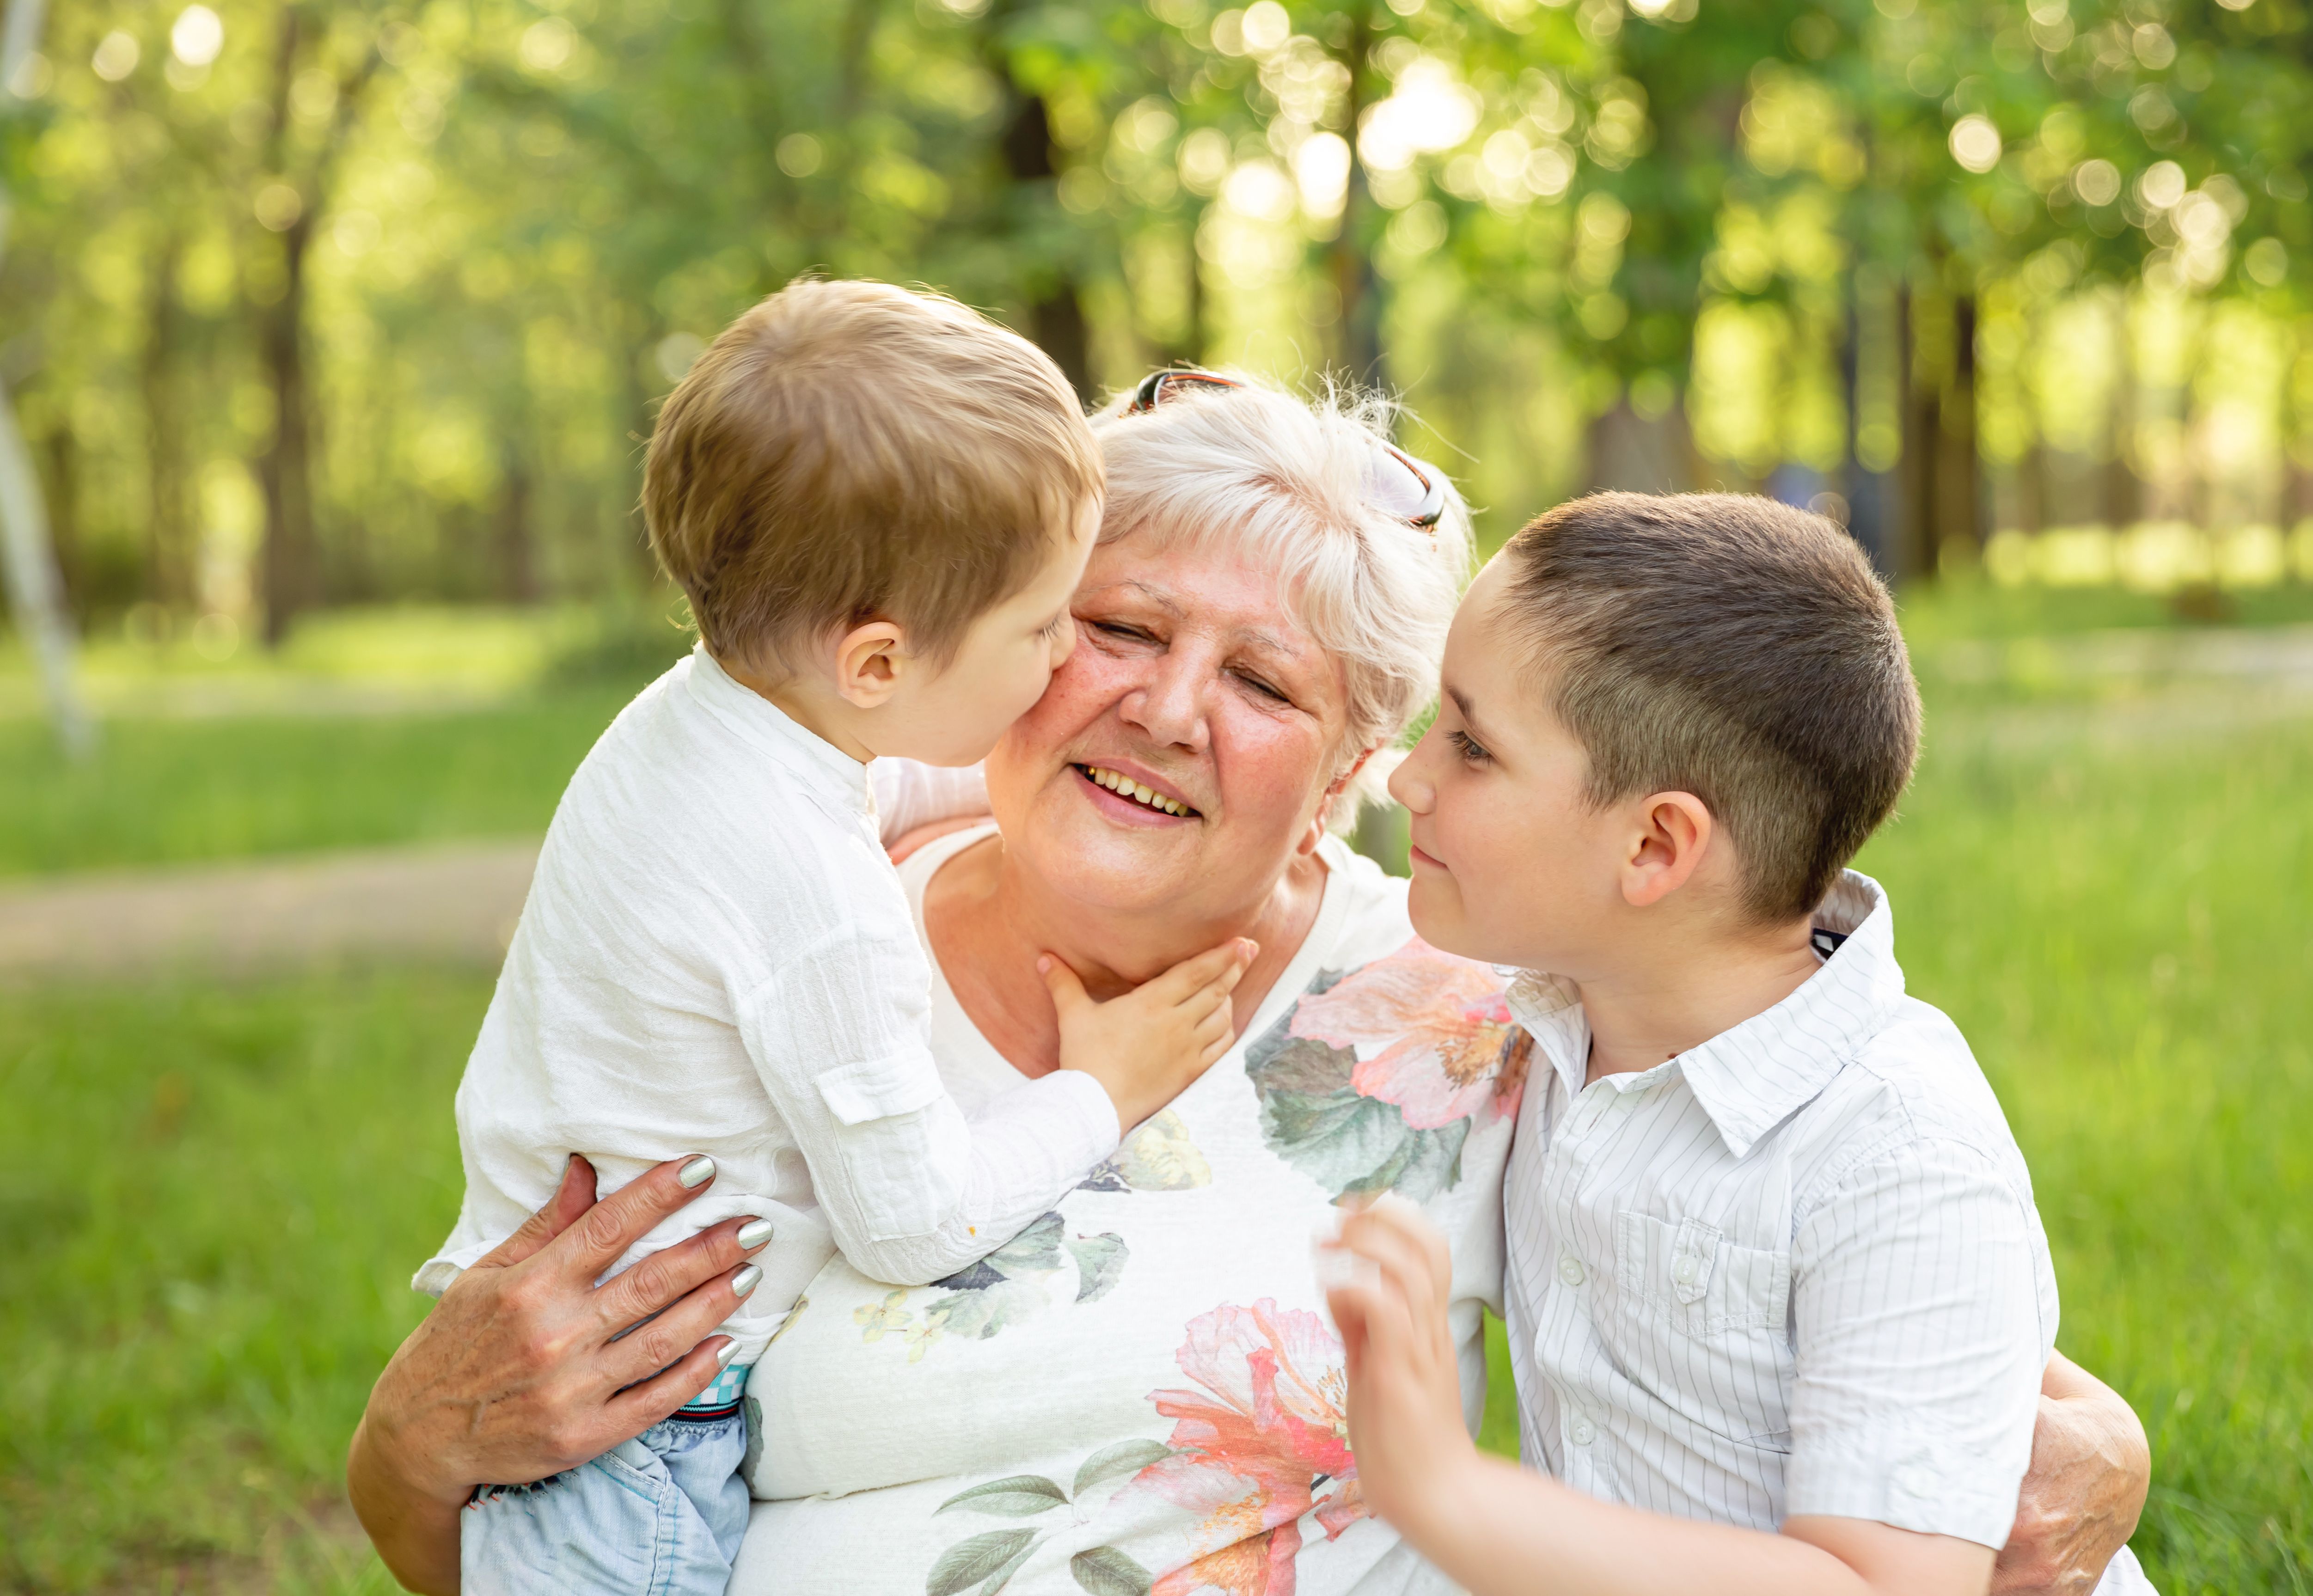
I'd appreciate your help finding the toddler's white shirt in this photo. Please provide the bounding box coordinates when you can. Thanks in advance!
[415,647,1118,1362]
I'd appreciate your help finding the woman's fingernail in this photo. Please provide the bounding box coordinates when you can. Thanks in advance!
[731,1264,764,1299]
[677,1155,716,1189]
[716,1339,741,1368]
[736,1218,775,1251]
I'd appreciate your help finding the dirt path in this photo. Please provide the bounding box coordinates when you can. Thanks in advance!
[0,838,539,985]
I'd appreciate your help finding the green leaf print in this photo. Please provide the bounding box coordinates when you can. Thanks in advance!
[1069,1546,1154,1596]
[925,1529,1040,1596]
[1065,1233,1128,1303]
[935,1474,1069,1517]
[1245,1029,1470,1203]
[1071,1439,1173,1497]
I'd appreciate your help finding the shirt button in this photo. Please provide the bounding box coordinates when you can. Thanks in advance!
[1568,1417,1597,1446]
[1558,1255,1586,1287]
[1672,1256,1698,1285]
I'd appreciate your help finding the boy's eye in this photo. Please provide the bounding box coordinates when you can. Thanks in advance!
[1040,613,1071,641]
[1447,728,1491,765]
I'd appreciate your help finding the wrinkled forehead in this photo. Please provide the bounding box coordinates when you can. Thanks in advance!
[1078,530,1333,679]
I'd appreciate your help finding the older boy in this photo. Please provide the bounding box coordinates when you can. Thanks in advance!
[1324,493,2153,1595]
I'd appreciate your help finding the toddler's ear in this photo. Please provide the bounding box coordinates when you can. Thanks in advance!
[832,619,911,709]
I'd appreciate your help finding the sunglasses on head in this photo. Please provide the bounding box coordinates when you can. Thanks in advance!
[1122,368,1449,534]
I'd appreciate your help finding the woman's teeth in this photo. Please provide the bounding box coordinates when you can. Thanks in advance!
[1081,765,1191,817]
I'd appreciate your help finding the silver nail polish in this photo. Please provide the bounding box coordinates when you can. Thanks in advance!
[716,1339,741,1368]
[677,1155,716,1189]
[731,1264,764,1299]
[735,1218,775,1251]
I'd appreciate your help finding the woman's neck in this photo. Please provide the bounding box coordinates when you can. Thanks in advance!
[925,832,1329,1079]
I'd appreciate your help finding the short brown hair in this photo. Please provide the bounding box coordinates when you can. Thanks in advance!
[1497,492,1921,923]
[643,279,1101,672]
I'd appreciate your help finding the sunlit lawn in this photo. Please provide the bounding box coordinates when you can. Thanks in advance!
[2,592,2308,1593]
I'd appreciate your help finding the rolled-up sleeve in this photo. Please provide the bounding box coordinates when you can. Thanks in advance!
[1784,1136,2047,1547]
[737,928,1118,1286]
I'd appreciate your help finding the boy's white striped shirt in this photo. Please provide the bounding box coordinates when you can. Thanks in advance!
[1502,871,2148,1588]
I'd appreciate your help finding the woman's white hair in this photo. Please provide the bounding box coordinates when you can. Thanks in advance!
[1089,374,1475,831]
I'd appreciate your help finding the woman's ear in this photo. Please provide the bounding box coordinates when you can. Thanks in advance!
[1618,791,1714,909]
[831,619,911,709]
[1300,743,1383,856]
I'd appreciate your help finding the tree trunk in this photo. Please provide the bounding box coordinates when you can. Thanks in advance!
[1585,397,1695,493]
[1329,3,1383,390]
[2104,297,2140,532]
[1840,275,1894,576]
[257,218,317,647]
[41,424,78,605]
[143,238,192,609]
[1894,285,1939,582]
[999,92,1091,400]
[499,442,539,603]
[1935,293,1981,563]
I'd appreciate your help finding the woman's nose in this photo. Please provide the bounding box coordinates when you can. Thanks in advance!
[1120,658,1209,752]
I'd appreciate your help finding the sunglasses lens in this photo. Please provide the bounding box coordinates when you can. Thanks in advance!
[1371,446,1447,530]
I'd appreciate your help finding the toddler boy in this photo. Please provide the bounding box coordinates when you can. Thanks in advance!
[1323,493,2150,1594]
[420,280,1250,1595]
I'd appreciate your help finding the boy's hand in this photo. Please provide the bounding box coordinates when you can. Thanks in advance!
[1321,1196,1481,1539]
[1044,938,1256,1133]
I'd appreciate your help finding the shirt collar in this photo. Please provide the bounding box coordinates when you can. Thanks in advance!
[1505,870,1907,1160]
[680,644,875,826]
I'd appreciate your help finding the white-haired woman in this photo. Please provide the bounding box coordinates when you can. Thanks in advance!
[349,374,2147,1596]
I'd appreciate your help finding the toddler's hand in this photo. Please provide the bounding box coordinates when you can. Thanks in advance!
[1044,937,1256,1133]
[1319,1196,1479,1536]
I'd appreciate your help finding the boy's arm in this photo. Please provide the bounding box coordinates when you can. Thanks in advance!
[1324,1201,2006,1596]
[737,934,1248,1286]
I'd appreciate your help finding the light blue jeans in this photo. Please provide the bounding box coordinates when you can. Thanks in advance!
[460,1409,748,1596]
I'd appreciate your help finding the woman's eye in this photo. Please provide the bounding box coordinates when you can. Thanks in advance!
[1447,728,1491,765]
[1234,671,1288,704]
[1091,621,1152,644]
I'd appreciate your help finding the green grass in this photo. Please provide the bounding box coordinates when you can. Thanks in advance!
[0,971,481,1594]
[0,693,632,878]
[2,594,2307,1593]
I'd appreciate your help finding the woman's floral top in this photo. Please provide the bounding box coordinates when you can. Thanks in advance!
[733,828,1523,1596]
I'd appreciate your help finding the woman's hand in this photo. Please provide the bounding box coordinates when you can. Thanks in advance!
[347,1154,772,1595]
[1319,1196,1483,1539]
[1991,1354,2151,1595]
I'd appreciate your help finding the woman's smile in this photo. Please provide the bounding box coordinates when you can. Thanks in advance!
[1071,758,1200,821]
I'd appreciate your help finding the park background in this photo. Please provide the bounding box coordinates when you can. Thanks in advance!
[1,0,2310,1587]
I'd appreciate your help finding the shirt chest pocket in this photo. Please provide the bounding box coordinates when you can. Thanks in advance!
[1609,1210,1794,1446]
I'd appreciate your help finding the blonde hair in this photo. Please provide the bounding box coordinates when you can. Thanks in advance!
[643,278,1103,673]
[1089,377,1473,830]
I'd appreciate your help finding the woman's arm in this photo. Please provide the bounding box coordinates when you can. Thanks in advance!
[347,1155,771,1594]
[1991,1354,2151,1595]
[1323,1203,1995,1596]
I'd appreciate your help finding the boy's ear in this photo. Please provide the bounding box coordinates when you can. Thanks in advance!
[831,619,911,709]
[1619,790,1714,909]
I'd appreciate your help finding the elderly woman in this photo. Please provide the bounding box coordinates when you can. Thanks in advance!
[349,378,2149,1595]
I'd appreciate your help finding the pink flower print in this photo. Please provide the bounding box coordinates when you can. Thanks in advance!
[1132,1300,1367,1595]
[1289,938,1530,1130]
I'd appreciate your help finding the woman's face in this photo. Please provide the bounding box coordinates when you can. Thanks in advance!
[985,530,1354,923]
